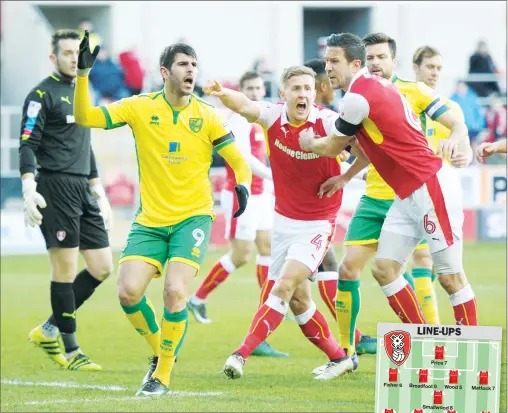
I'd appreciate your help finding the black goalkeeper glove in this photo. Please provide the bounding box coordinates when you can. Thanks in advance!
[77,30,100,76]
[233,184,250,218]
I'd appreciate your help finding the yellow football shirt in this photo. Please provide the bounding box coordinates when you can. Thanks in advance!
[365,76,450,200]
[100,91,234,227]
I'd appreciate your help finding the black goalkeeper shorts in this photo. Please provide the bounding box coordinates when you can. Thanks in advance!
[35,171,109,250]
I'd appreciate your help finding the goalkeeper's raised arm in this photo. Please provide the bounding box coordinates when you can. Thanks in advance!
[203,81,261,123]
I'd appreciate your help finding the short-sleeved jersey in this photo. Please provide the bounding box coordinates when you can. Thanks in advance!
[479,370,489,385]
[433,390,443,404]
[224,112,266,195]
[100,91,232,227]
[334,68,443,200]
[425,98,465,158]
[365,75,450,200]
[435,345,445,359]
[388,367,399,382]
[257,102,341,220]
[449,369,459,384]
[419,369,429,383]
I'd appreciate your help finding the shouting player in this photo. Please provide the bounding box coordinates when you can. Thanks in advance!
[74,32,252,396]
[187,71,287,357]
[21,30,113,371]
[205,66,370,380]
[304,58,377,357]
[299,33,478,336]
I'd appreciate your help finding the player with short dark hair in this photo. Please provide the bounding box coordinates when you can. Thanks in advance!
[300,34,477,357]
[21,29,113,371]
[74,32,252,396]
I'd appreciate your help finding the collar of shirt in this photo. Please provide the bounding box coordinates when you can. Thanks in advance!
[347,67,369,92]
[280,102,317,126]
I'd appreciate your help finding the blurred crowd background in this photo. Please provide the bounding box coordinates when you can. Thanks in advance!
[1,1,506,254]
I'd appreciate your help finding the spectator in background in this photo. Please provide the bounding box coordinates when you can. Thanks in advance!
[252,57,274,98]
[89,47,130,105]
[119,49,145,95]
[76,18,102,51]
[468,40,501,97]
[450,80,485,142]
[478,93,507,142]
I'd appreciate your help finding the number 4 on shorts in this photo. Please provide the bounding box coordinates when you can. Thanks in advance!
[310,234,323,251]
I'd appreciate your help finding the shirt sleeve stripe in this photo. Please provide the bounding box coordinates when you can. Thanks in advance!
[100,106,113,129]
[429,104,450,120]
[99,106,127,129]
[213,132,235,147]
[215,138,235,152]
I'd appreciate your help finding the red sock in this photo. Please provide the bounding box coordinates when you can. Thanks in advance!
[195,256,235,300]
[256,255,270,289]
[383,278,426,324]
[234,294,287,359]
[296,304,346,360]
[355,328,363,345]
[259,279,275,308]
[450,286,478,326]
[317,272,338,319]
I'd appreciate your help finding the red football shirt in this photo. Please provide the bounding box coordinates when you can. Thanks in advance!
[384,409,394,413]
[414,410,424,413]
[334,67,443,200]
[257,102,342,220]
[479,370,489,385]
[435,345,445,360]
[224,113,267,195]
[388,368,398,382]
[449,369,459,384]
[433,390,443,404]
[419,369,429,383]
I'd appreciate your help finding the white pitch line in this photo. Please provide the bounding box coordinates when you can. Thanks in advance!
[1,379,128,392]
[2,391,226,408]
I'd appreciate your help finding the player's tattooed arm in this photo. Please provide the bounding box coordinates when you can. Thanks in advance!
[203,81,261,123]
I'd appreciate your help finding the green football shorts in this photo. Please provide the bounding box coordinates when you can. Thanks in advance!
[119,215,212,277]
[344,195,428,249]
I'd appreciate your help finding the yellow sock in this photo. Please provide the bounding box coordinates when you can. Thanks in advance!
[121,296,161,356]
[336,279,361,356]
[413,268,440,324]
[152,307,188,387]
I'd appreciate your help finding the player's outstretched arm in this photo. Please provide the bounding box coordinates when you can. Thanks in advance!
[74,30,107,128]
[203,81,261,123]
[299,127,354,158]
[476,138,507,163]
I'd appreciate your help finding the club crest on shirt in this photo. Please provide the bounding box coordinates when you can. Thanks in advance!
[189,117,203,133]
[56,231,66,242]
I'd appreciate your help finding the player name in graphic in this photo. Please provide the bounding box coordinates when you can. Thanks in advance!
[417,326,462,336]
[409,383,438,389]
[383,382,403,388]
[431,360,448,365]
[422,405,455,410]
[472,385,496,391]
[444,384,463,390]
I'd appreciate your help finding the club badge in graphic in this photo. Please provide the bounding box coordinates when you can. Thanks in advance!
[384,330,411,366]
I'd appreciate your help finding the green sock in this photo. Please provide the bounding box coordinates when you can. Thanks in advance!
[336,279,361,356]
[121,296,161,356]
[403,271,415,290]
